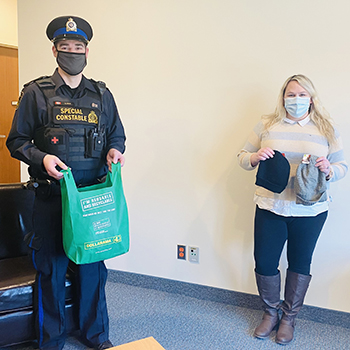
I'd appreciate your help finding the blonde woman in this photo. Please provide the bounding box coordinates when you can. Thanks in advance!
[237,74,347,345]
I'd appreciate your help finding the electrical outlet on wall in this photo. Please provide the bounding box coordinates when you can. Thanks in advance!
[177,245,186,260]
[189,246,199,263]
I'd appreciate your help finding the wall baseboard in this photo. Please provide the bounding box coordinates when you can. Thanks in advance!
[108,269,350,329]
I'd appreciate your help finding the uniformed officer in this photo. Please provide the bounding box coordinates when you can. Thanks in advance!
[7,15,126,350]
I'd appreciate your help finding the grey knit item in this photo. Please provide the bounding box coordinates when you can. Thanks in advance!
[295,155,327,206]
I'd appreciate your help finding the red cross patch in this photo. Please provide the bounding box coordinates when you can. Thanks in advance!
[50,135,62,145]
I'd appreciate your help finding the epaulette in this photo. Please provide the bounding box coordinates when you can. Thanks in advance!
[23,75,55,89]
[17,76,53,109]
[90,78,106,96]
[32,76,56,103]
[35,76,55,89]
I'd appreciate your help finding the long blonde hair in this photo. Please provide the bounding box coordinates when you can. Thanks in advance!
[263,74,336,145]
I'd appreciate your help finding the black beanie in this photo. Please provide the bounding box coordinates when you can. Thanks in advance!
[255,150,290,194]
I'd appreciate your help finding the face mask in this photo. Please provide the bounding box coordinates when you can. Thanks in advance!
[284,96,310,119]
[56,51,87,76]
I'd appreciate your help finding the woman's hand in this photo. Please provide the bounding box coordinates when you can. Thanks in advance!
[250,147,275,167]
[315,156,331,176]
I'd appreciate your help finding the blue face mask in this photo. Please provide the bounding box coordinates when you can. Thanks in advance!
[284,97,310,119]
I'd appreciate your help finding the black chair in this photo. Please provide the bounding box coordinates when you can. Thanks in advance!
[0,183,77,347]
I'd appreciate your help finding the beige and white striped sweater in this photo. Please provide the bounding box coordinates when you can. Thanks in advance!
[237,117,348,203]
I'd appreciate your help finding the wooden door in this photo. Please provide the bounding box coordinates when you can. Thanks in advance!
[0,45,20,183]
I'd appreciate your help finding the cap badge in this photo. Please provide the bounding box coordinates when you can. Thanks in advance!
[66,18,77,32]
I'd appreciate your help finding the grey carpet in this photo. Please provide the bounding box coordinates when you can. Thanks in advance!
[3,271,350,350]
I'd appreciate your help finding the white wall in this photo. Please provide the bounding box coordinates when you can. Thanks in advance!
[0,0,17,47]
[18,0,350,313]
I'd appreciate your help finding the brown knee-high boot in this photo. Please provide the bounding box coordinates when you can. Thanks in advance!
[276,270,311,345]
[254,271,281,339]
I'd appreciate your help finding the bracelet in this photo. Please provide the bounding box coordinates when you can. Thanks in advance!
[326,167,333,181]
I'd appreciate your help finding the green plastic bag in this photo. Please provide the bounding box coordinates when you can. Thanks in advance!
[60,162,129,264]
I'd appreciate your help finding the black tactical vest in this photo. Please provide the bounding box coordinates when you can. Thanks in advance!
[34,76,107,171]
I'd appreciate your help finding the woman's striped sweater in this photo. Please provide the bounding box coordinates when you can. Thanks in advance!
[237,116,348,216]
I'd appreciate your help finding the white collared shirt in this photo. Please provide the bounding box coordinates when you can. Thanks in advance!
[283,115,311,126]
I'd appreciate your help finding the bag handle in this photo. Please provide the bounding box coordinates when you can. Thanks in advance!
[60,167,79,194]
[109,162,121,183]
[60,162,121,191]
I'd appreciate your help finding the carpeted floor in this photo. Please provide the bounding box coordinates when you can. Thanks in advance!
[3,270,350,350]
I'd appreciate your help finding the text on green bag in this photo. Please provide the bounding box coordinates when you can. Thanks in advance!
[84,235,122,250]
[81,192,115,211]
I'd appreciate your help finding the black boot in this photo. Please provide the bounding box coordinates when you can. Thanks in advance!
[276,270,311,345]
[254,271,281,339]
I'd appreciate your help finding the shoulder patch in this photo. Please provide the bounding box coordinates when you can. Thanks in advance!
[16,89,25,110]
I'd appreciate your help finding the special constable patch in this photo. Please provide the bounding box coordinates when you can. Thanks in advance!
[53,106,100,125]
[88,111,98,124]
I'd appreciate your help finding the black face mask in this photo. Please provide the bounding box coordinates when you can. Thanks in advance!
[56,51,87,76]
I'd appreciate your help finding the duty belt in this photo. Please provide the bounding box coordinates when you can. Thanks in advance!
[24,178,61,198]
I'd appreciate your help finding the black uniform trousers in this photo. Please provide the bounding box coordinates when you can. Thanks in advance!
[28,186,109,350]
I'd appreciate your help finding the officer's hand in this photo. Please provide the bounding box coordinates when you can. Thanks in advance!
[43,155,68,180]
[106,148,125,171]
